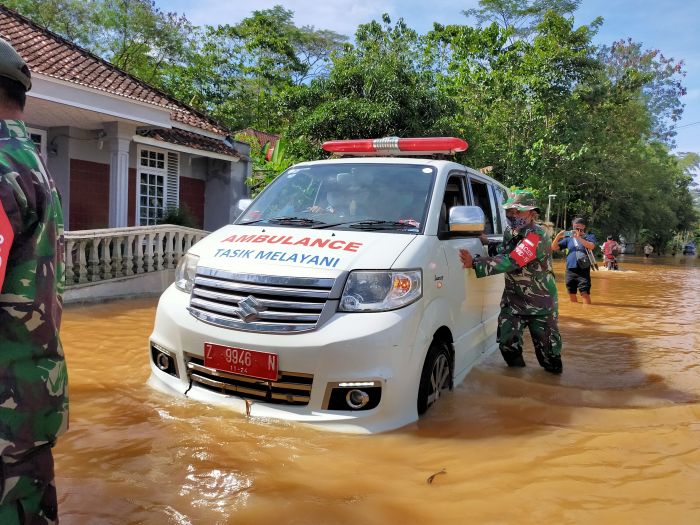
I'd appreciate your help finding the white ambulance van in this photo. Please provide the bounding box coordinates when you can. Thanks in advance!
[148,137,508,433]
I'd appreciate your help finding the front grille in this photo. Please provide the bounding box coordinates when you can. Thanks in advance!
[188,267,338,333]
[186,355,313,405]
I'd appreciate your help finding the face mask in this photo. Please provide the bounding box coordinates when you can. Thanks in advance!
[506,215,530,231]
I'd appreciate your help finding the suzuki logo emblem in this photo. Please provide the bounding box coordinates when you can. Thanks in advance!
[236,295,266,322]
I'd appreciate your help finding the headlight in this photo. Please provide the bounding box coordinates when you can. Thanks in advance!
[174,253,199,293]
[339,270,422,312]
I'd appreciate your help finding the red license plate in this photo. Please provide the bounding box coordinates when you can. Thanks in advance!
[203,343,278,381]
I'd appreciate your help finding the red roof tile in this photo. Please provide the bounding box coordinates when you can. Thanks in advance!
[137,128,241,159]
[0,5,228,135]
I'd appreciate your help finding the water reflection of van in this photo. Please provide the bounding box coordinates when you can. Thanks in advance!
[148,137,508,433]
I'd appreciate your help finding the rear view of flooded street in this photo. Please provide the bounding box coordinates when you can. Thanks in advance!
[57,256,700,525]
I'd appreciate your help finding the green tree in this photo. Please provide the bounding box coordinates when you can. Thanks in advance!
[599,39,686,146]
[235,133,296,195]
[2,0,100,47]
[429,13,601,190]
[94,0,193,86]
[284,15,458,156]
[5,0,194,87]
[463,0,582,39]
[159,6,346,131]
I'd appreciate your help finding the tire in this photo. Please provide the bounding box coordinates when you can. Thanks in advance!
[417,340,453,415]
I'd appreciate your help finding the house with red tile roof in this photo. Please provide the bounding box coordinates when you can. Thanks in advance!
[236,128,280,150]
[0,5,251,231]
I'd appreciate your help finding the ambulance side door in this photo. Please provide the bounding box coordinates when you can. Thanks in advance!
[467,173,506,337]
[438,171,489,376]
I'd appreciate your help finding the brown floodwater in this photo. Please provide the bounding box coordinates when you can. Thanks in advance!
[56,255,700,524]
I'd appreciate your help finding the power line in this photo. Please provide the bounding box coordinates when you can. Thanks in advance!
[676,121,700,129]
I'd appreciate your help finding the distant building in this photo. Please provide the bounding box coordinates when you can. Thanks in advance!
[1,5,251,231]
[236,128,280,150]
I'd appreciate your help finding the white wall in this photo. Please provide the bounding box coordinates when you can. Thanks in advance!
[46,126,71,228]
[203,146,252,231]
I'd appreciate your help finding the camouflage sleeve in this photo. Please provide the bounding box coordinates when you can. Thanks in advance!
[473,231,543,278]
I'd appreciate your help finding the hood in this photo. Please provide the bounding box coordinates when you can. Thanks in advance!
[191,225,419,278]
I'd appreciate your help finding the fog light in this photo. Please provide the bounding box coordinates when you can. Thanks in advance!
[151,343,178,377]
[346,389,369,409]
[156,352,171,371]
[326,383,382,411]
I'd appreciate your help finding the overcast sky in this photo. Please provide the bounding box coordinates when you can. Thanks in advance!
[161,0,700,159]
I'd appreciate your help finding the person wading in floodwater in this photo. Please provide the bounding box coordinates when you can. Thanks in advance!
[458,190,562,374]
[552,218,597,304]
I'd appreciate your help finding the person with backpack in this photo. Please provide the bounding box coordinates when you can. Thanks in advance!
[602,235,620,270]
[552,218,597,304]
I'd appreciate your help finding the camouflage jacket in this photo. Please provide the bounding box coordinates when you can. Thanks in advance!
[0,119,68,457]
[472,222,558,316]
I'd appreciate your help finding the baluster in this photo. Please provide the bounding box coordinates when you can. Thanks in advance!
[89,239,100,281]
[125,235,135,276]
[135,234,145,274]
[154,231,164,271]
[113,236,123,278]
[173,231,183,266]
[65,240,75,285]
[103,238,112,279]
[164,231,174,269]
[78,240,88,283]
[145,233,154,272]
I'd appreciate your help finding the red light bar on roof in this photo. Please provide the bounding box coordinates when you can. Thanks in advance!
[322,137,468,156]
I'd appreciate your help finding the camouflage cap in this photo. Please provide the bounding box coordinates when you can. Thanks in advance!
[502,189,539,211]
[0,37,31,91]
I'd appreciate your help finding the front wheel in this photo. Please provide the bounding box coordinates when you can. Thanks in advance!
[417,340,453,415]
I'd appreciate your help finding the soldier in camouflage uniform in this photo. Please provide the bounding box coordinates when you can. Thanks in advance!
[0,38,68,524]
[459,190,562,374]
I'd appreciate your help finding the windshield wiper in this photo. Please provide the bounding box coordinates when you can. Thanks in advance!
[347,220,419,231]
[239,216,327,227]
[266,216,326,227]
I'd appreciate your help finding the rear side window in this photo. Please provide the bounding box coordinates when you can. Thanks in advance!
[490,185,507,234]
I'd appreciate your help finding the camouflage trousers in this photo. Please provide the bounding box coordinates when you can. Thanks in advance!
[497,311,562,368]
[0,444,58,524]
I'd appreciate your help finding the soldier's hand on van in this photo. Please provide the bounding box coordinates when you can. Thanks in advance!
[480,233,489,245]
[459,248,473,269]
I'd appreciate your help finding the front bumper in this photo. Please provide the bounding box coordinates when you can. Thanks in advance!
[148,284,429,433]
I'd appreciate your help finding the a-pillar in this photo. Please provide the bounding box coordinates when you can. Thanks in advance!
[104,122,136,228]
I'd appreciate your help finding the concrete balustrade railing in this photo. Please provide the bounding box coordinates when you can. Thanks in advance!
[64,225,209,286]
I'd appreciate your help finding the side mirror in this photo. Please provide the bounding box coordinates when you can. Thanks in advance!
[237,198,253,213]
[447,206,485,236]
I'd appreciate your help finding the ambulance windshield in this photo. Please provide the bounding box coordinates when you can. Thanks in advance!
[237,163,435,233]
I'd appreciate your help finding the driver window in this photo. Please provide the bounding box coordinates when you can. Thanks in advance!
[469,178,495,235]
[439,174,467,233]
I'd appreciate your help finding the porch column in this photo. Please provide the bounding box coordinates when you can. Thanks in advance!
[104,121,136,228]
[108,137,130,227]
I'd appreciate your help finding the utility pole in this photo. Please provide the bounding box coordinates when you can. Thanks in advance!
[545,194,556,225]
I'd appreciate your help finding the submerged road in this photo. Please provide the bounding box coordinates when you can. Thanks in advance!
[56,255,700,524]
